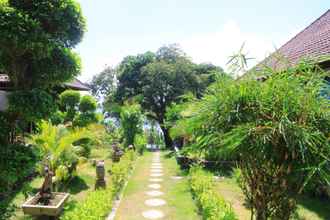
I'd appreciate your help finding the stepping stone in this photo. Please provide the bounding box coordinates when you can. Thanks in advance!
[149,178,163,182]
[145,198,167,207]
[152,163,162,166]
[142,210,164,219]
[150,173,163,177]
[171,176,183,180]
[148,183,161,189]
[151,169,163,173]
[145,190,164,197]
[151,164,162,167]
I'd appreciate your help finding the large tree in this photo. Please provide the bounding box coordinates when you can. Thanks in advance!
[0,0,85,143]
[93,45,224,148]
[0,0,85,89]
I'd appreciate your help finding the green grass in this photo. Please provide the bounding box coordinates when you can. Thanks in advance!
[115,151,200,220]
[8,147,112,220]
[214,176,330,220]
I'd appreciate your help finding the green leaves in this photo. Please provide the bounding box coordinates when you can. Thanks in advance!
[0,0,85,89]
[176,61,330,218]
[189,166,237,220]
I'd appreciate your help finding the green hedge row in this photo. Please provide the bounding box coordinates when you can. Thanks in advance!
[61,150,136,220]
[189,166,237,220]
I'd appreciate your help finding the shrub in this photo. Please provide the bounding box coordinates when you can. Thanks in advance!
[73,112,98,127]
[134,133,147,155]
[180,62,330,219]
[79,95,97,113]
[8,89,56,121]
[119,104,143,148]
[61,150,136,220]
[0,144,39,197]
[189,166,237,220]
[28,121,90,185]
[60,90,81,122]
[110,150,136,193]
[61,187,114,220]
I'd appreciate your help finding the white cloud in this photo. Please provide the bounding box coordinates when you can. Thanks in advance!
[179,20,295,74]
[78,20,298,81]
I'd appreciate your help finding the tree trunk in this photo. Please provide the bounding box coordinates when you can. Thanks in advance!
[160,125,173,149]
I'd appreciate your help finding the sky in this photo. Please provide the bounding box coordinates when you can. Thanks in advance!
[75,0,329,81]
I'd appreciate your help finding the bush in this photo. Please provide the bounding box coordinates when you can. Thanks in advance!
[189,166,237,220]
[134,133,147,155]
[60,90,81,122]
[8,89,56,121]
[61,187,114,220]
[0,144,39,197]
[61,150,136,220]
[79,95,97,113]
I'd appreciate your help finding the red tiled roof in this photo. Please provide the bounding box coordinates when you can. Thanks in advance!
[258,9,330,70]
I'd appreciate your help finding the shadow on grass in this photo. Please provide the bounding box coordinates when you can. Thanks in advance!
[64,176,89,195]
[296,195,330,220]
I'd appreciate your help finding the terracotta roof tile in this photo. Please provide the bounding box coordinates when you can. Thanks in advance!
[259,9,330,70]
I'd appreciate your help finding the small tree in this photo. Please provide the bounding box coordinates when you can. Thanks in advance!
[60,90,81,122]
[179,62,330,219]
[120,104,142,148]
[74,95,98,127]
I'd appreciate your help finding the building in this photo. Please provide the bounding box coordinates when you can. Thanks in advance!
[0,74,90,111]
[246,9,330,78]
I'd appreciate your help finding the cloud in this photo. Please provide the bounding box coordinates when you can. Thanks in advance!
[78,20,297,81]
[179,20,293,73]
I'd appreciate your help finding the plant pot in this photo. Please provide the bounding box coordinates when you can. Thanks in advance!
[22,192,69,217]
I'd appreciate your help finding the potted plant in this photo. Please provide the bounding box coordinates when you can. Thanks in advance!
[22,121,89,218]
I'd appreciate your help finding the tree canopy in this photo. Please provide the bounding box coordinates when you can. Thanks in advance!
[92,44,224,148]
[0,0,85,89]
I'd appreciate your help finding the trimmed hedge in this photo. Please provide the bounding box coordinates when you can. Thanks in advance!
[61,150,136,220]
[189,166,237,220]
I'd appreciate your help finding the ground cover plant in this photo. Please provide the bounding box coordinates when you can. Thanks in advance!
[189,166,237,220]
[61,150,136,220]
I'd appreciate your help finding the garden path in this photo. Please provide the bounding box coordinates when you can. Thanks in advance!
[113,151,200,220]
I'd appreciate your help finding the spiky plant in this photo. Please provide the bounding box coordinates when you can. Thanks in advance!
[29,121,90,184]
[176,61,330,219]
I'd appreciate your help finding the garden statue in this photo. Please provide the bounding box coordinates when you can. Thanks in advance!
[111,142,124,162]
[95,160,106,189]
[39,166,54,205]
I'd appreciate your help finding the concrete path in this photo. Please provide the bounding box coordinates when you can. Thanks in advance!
[114,151,200,220]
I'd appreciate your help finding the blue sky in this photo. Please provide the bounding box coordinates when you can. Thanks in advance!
[75,0,329,81]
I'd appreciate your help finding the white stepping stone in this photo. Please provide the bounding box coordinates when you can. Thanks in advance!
[150,173,163,177]
[148,183,161,189]
[142,210,164,219]
[171,176,183,180]
[149,178,163,182]
[145,190,164,197]
[152,163,162,166]
[151,169,162,173]
[145,198,167,207]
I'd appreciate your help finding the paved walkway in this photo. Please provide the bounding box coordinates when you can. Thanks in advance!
[114,151,200,220]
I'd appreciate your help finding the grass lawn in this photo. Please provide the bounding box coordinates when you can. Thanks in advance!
[215,176,330,220]
[115,151,200,220]
[8,147,112,220]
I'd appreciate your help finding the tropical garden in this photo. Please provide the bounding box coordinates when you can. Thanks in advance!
[0,0,329,220]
